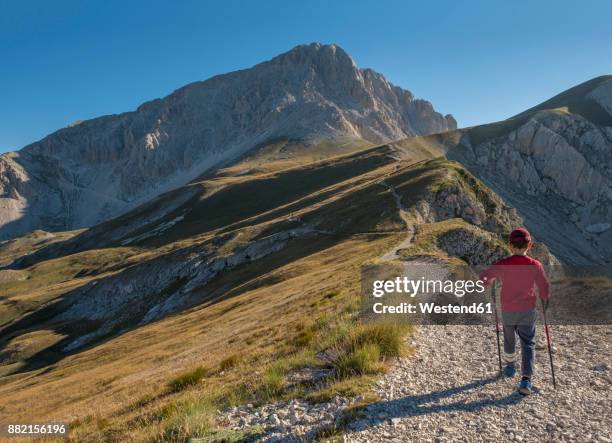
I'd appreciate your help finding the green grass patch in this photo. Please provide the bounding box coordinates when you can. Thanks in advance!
[157,394,219,442]
[328,323,408,378]
[350,323,408,358]
[332,342,382,378]
[399,218,480,260]
[96,417,110,431]
[167,366,207,392]
[219,354,243,371]
[311,423,344,442]
[250,365,286,403]
[202,426,266,443]
[292,328,316,348]
[324,290,340,299]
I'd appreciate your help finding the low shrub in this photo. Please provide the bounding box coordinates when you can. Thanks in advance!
[292,328,315,348]
[159,396,217,441]
[332,343,384,377]
[167,366,207,392]
[352,323,407,358]
[328,322,409,378]
[324,290,340,299]
[255,366,286,402]
[219,354,242,371]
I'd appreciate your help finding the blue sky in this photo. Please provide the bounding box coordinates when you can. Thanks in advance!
[1,0,611,153]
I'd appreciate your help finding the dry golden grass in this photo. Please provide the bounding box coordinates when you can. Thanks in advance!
[0,142,455,441]
[0,229,81,267]
[213,137,374,178]
[0,206,403,442]
[6,237,396,440]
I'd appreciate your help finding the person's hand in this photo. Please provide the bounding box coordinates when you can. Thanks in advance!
[542,298,550,312]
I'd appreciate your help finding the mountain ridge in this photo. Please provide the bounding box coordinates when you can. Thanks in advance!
[512,75,612,125]
[448,76,612,263]
[0,43,456,241]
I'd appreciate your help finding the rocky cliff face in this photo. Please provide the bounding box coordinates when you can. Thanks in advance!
[0,43,455,240]
[447,76,612,264]
[472,111,610,215]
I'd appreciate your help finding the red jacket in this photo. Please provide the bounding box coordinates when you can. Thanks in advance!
[480,255,550,311]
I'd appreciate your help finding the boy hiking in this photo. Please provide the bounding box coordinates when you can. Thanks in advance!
[480,228,550,395]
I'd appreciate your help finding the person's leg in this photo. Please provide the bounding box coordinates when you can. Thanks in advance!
[516,319,536,379]
[502,324,517,369]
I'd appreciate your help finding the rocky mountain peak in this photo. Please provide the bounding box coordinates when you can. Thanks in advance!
[271,43,358,70]
[0,43,456,240]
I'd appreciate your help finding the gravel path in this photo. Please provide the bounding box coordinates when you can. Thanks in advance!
[221,324,610,442]
[345,325,611,442]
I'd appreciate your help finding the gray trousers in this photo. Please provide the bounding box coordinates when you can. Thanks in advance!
[502,310,537,378]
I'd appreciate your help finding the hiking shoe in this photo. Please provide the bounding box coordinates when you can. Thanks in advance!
[518,378,533,395]
[503,365,517,377]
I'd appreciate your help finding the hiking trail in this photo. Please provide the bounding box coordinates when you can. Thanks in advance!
[222,324,610,442]
[378,180,415,261]
[344,325,611,442]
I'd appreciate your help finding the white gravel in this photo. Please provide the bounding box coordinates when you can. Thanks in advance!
[221,326,612,442]
[220,396,353,441]
[345,325,611,442]
[220,324,611,442]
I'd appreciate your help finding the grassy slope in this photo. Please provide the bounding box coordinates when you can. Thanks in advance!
[0,138,516,441]
[0,140,404,437]
[0,229,80,266]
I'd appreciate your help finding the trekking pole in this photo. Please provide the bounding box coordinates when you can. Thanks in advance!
[491,281,502,375]
[540,299,557,389]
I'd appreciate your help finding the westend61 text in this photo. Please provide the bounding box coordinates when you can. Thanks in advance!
[372,302,493,314]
